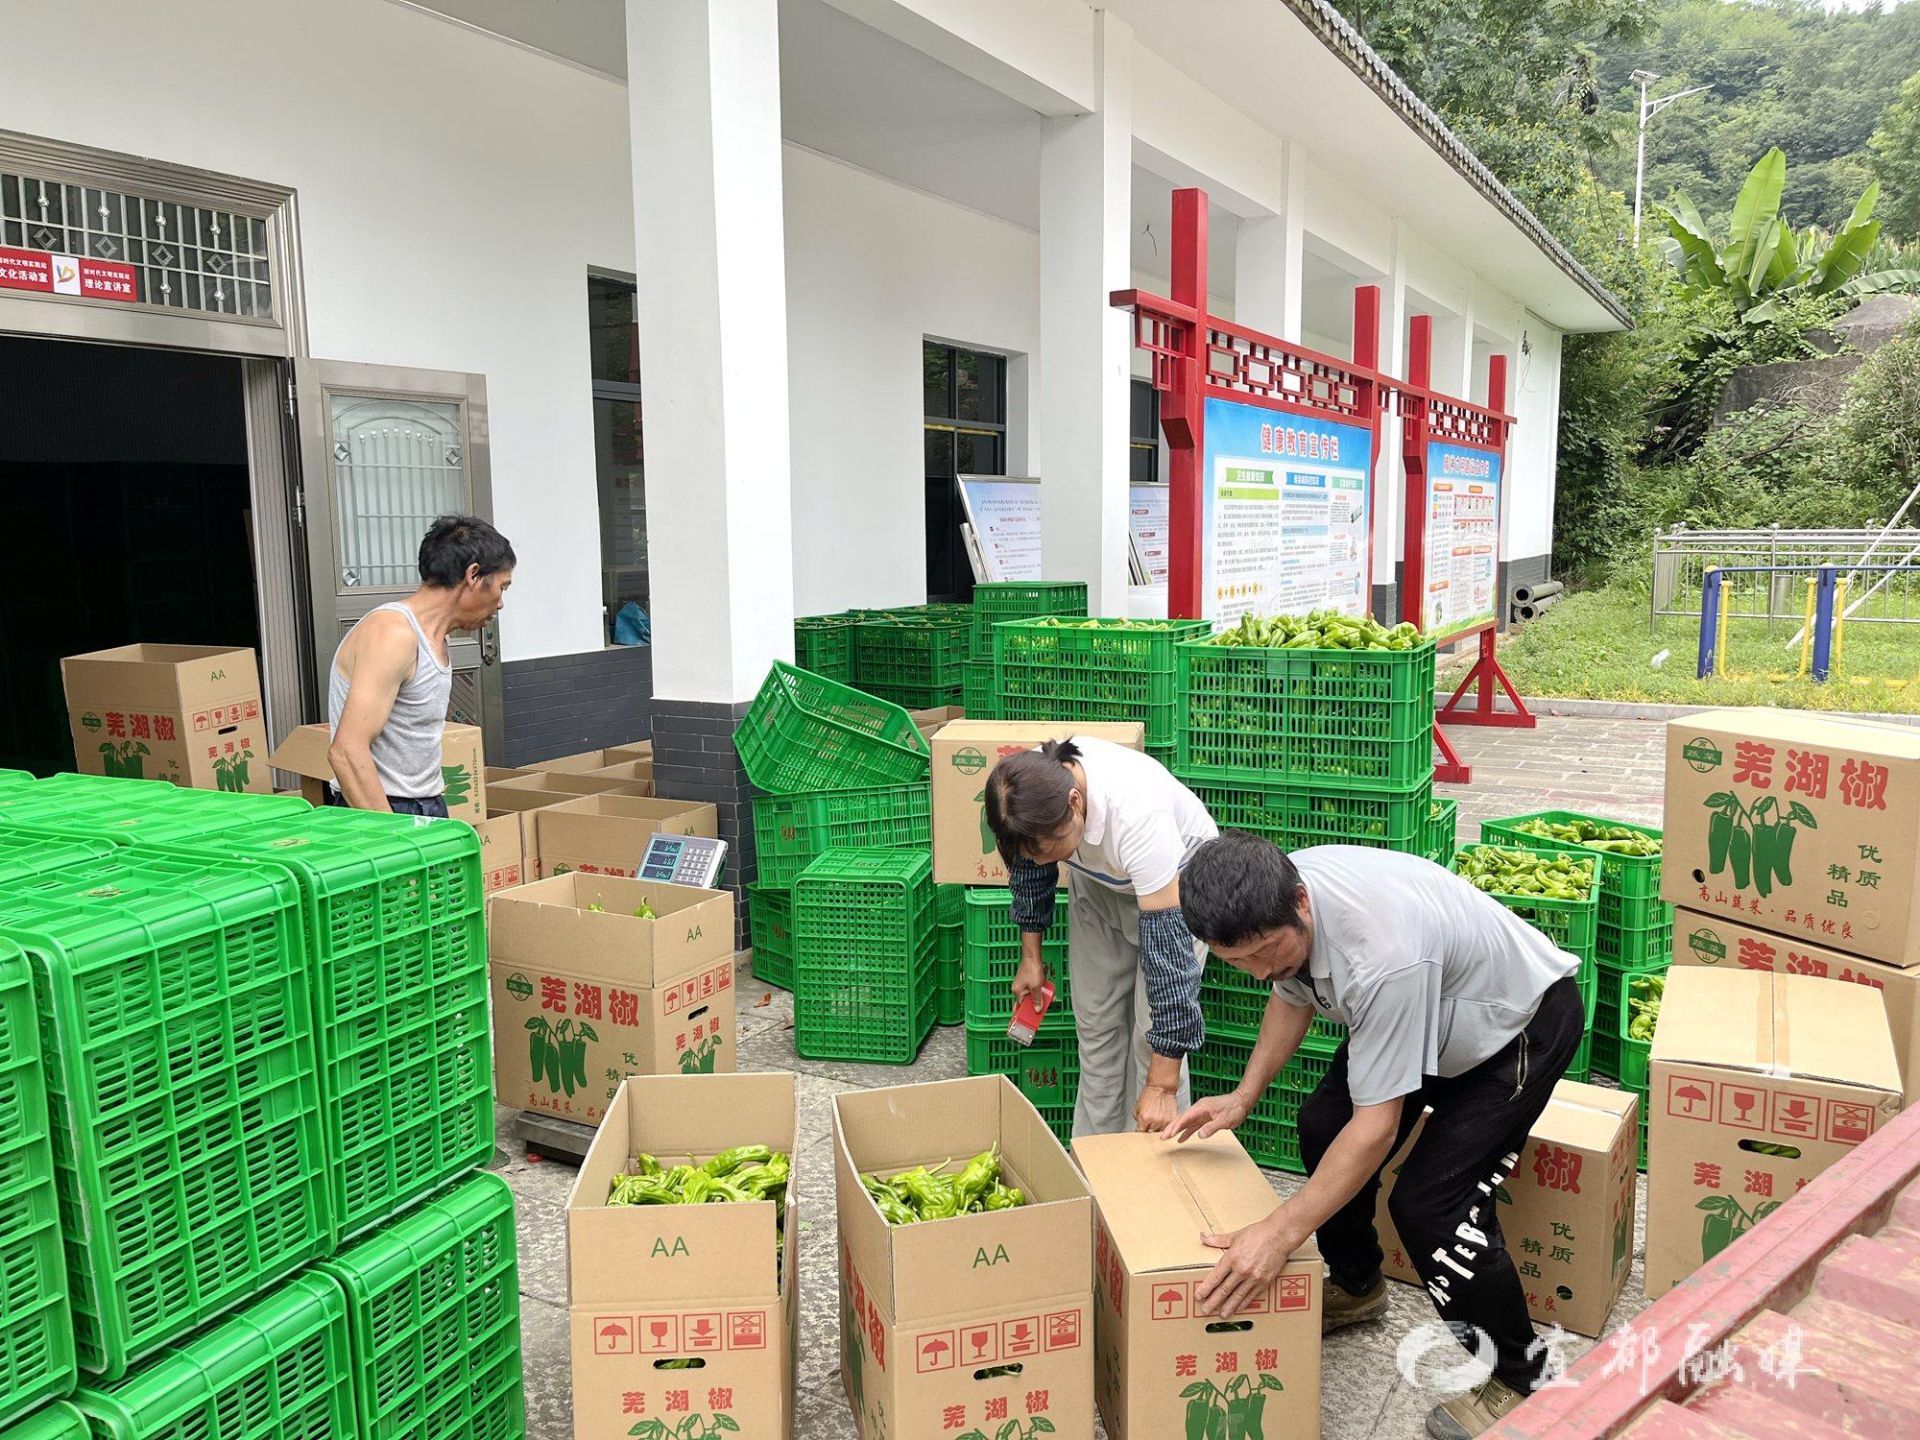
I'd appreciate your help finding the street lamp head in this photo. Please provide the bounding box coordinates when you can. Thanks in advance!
[1631,68,1660,85]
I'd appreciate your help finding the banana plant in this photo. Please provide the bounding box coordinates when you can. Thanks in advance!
[1662,149,1920,322]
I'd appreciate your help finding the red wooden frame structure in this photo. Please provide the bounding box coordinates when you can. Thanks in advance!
[1109,189,1389,624]
[1111,185,1533,786]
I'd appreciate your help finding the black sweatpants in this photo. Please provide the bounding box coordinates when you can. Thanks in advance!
[1297,975,1584,1392]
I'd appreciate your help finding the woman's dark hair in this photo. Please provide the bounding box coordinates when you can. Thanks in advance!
[1180,831,1309,947]
[419,515,516,587]
[983,739,1082,866]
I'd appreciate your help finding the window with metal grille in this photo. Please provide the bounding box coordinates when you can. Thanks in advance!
[924,341,1007,602]
[591,274,647,640]
[0,169,274,318]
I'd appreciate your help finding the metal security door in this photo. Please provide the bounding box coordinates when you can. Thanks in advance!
[294,359,501,750]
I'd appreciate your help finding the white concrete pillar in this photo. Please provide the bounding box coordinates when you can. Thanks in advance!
[1430,280,1475,399]
[1234,143,1306,342]
[626,0,795,704]
[1376,220,1411,618]
[1038,11,1133,613]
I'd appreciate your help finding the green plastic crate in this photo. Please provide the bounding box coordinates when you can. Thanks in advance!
[0,781,311,848]
[995,618,1211,748]
[1591,957,1666,1084]
[1566,966,1599,1083]
[734,664,929,795]
[1480,811,1666,935]
[853,616,970,695]
[1198,959,1346,1046]
[1453,843,1605,967]
[0,1401,87,1440]
[72,1273,353,1439]
[0,854,331,1381]
[1175,638,1436,790]
[964,1029,1078,1143]
[1613,969,1668,1094]
[0,831,116,891]
[794,616,855,684]
[1421,798,1458,864]
[971,582,1089,659]
[793,849,938,1063]
[751,783,932,889]
[0,942,72,1427]
[1189,1038,1306,1174]
[747,884,794,991]
[962,888,1072,1033]
[1181,776,1433,852]
[319,1173,524,1440]
[1599,911,1674,969]
[175,807,491,1242]
[962,659,999,720]
[0,772,34,790]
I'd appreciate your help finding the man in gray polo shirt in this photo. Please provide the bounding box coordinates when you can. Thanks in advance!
[1165,835,1583,1440]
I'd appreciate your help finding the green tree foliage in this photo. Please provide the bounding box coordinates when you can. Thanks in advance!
[1869,71,1920,241]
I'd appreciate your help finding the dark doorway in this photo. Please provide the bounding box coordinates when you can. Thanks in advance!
[0,334,257,775]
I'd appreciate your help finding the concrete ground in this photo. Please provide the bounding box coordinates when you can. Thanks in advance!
[496,713,1668,1439]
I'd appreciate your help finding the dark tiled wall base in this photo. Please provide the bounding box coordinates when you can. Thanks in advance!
[1371,582,1400,626]
[650,696,755,951]
[1377,555,1552,635]
[500,644,653,767]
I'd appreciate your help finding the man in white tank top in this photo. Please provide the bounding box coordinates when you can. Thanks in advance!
[327,515,514,816]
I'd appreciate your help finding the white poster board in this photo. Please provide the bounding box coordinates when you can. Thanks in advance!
[1421,442,1503,641]
[1128,483,1171,587]
[957,475,1043,582]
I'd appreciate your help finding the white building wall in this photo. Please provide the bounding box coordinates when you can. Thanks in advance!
[1507,324,1565,565]
[783,145,1041,615]
[0,0,633,664]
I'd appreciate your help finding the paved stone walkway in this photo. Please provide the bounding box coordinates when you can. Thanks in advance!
[499,713,1670,1440]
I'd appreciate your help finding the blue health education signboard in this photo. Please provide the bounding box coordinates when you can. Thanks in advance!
[1421,440,1503,642]
[1201,395,1374,627]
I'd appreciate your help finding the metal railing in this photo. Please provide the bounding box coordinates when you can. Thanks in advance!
[1652,525,1920,634]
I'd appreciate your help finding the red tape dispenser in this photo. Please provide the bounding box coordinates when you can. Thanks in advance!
[1007,980,1055,1047]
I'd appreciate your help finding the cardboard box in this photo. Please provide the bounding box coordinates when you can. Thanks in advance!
[63,643,269,792]
[583,759,656,795]
[1375,1082,1638,1337]
[471,812,526,894]
[535,748,620,774]
[489,873,736,1125]
[931,721,1146,885]
[833,1076,1094,1440]
[1673,907,1920,1103]
[1662,708,1920,967]
[568,1073,799,1439]
[1073,1132,1321,1440]
[608,742,654,764]
[1644,967,1902,1298]
[534,793,720,880]
[486,772,649,814]
[269,721,487,822]
[486,766,532,786]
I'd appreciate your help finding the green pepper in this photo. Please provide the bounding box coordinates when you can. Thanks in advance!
[953,1147,1000,1205]
[704,1144,774,1179]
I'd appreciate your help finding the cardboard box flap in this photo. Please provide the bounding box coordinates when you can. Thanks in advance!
[1540,1081,1642,1151]
[1653,968,1902,1093]
[1073,1132,1293,1274]
[568,1074,794,1306]
[1681,706,1920,759]
[932,720,1146,747]
[540,793,716,829]
[267,724,334,781]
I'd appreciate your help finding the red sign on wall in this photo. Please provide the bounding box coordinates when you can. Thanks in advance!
[0,246,139,303]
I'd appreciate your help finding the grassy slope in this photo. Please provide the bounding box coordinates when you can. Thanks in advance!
[1489,587,1920,714]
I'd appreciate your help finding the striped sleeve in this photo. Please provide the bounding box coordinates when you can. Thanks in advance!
[1006,855,1060,934]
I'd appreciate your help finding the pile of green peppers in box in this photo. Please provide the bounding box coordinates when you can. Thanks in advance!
[861,1147,1025,1225]
[1511,816,1661,858]
[1453,846,1597,902]
[609,1145,790,1206]
[1206,611,1423,651]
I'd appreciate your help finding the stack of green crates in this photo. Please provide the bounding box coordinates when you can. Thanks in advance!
[1193,964,1346,1174]
[852,612,970,710]
[747,882,795,990]
[1453,841,1605,1083]
[794,614,856,684]
[792,848,939,1063]
[962,658,998,720]
[970,582,1089,711]
[1172,631,1438,867]
[1481,811,1669,1166]
[936,884,965,1024]
[996,617,1211,748]
[960,889,1075,1141]
[1423,798,1458,864]
[2,1402,86,1439]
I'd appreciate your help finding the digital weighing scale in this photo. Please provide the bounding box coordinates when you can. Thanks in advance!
[636,832,728,890]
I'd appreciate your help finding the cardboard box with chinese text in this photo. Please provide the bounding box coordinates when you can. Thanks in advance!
[1645,967,1901,1298]
[269,721,487,822]
[471,812,525,894]
[1673,908,1920,1104]
[534,793,719,880]
[833,1076,1094,1440]
[931,722,1145,886]
[1661,709,1920,967]
[489,873,735,1126]
[63,643,268,792]
[568,1072,799,1439]
[1073,1131,1321,1440]
[1375,1081,1638,1337]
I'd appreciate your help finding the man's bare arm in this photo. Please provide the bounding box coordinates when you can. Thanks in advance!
[327,617,415,812]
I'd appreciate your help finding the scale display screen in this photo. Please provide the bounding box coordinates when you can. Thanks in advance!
[637,833,728,889]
